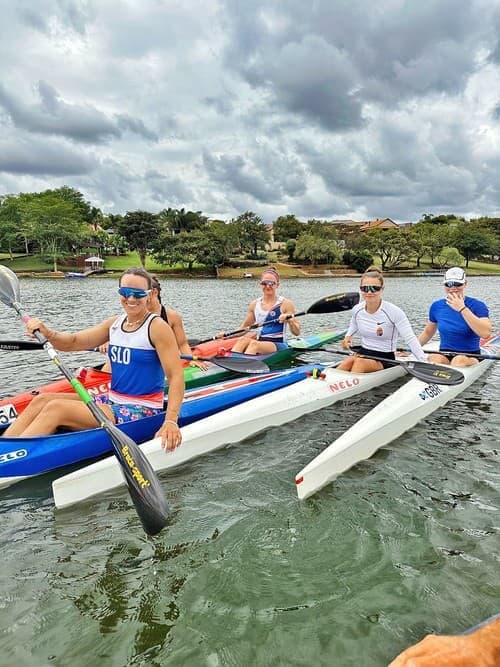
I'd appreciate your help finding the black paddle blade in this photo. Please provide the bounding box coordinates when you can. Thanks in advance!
[307,292,359,315]
[0,339,45,351]
[302,346,465,385]
[211,355,270,374]
[405,361,464,385]
[187,338,202,347]
[102,422,169,535]
[0,265,20,307]
[181,353,270,374]
[84,401,169,535]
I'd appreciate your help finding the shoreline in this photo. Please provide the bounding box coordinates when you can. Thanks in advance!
[13,269,500,279]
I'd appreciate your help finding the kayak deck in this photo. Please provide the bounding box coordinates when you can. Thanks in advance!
[0,329,345,428]
[0,364,323,489]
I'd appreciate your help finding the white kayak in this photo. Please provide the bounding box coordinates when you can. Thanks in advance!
[295,337,498,500]
[52,363,406,508]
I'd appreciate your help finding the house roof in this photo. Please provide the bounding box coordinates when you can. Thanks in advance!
[329,219,364,226]
[359,218,399,231]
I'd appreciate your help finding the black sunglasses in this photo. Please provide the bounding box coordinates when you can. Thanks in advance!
[360,285,382,293]
[444,281,464,288]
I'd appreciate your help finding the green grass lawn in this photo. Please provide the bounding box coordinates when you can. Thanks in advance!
[458,259,500,275]
[2,252,499,276]
[0,253,208,275]
[0,254,54,271]
[395,257,500,275]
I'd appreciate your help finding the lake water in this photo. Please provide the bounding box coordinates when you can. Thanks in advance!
[0,276,498,666]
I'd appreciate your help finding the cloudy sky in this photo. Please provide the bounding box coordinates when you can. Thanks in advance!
[1,0,500,223]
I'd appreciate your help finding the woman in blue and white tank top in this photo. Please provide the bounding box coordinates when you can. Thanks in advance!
[100,275,207,372]
[229,267,301,354]
[7,268,185,451]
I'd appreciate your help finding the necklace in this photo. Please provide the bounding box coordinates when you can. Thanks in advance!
[124,312,149,327]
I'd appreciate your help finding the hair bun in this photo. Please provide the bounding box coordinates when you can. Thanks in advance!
[363,265,383,276]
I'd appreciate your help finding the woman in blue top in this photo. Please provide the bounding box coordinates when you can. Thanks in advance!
[4,268,185,451]
[418,267,492,367]
[225,267,300,354]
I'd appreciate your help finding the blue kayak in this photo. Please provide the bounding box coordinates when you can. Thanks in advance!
[0,363,324,488]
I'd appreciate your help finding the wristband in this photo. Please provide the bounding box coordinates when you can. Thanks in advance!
[163,419,179,429]
[459,307,467,314]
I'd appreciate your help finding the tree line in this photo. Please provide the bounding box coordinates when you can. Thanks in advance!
[0,188,499,272]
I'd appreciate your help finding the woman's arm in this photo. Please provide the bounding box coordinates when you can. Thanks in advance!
[24,317,115,351]
[168,309,190,355]
[462,312,492,339]
[341,314,358,349]
[280,299,300,336]
[150,319,185,451]
[388,616,500,666]
[395,311,427,361]
[445,293,492,339]
[169,309,208,370]
[216,301,256,338]
[419,321,438,346]
[238,301,257,330]
[345,313,358,339]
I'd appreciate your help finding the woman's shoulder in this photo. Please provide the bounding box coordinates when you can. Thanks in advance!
[148,313,173,339]
[165,307,181,322]
[380,301,408,317]
[147,312,167,330]
[108,313,125,329]
[465,295,487,306]
[465,295,489,314]
[429,297,447,309]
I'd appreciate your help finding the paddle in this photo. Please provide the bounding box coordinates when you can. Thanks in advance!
[0,338,270,376]
[398,347,500,361]
[181,353,269,374]
[296,345,465,385]
[0,339,45,351]
[187,292,360,346]
[0,265,169,536]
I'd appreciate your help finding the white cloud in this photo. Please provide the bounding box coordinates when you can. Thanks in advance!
[0,0,500,221]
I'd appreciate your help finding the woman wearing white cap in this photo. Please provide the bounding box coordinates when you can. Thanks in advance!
[418,267,492,367]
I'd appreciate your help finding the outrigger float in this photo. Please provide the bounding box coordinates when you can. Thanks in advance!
[295,334,499,499]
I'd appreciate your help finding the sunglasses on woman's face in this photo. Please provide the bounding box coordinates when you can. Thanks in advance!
[360,285,382,293]
[118,287,151,299]
[260,280,277,287]
[444,281,464,288]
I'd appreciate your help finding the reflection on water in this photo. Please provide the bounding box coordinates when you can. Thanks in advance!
[0,277,498,665]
